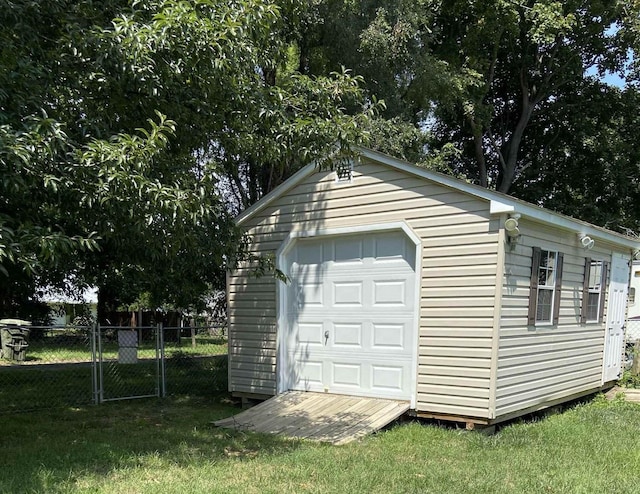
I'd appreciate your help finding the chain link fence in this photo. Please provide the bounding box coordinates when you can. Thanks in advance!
[0,324,228,413]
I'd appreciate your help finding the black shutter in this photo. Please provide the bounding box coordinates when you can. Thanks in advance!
[552,252,564,325]
[599,261,609,323]
[528,247,542,325]
[580,257,591,323]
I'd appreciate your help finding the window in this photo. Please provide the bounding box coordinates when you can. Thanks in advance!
[528,248,564,326]
[581,258,608,323]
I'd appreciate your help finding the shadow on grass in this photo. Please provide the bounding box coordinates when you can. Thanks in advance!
[0,395,305,493]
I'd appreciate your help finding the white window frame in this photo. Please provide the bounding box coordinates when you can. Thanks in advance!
[535,249,558,325]
[586,260,604,323]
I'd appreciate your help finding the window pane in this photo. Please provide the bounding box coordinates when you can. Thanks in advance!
[546,266,555,286]
[589,262,602,290]
[587,292,599,321]
[540,251,549,267]
[538,250,555,287]
[536,288,553,322]
[538,270,547,286]
[543,251,556,268]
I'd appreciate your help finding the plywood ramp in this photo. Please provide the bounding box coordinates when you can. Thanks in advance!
[214,391,410,445]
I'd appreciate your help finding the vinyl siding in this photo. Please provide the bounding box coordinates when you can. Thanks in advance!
[496,219,612,418]
[228,159,498,417]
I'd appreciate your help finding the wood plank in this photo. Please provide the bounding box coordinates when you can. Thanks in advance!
[297,396,375,441]
[214,391,410,445]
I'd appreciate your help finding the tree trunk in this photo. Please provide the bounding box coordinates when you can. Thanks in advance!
[470,119,488,188]
[496,76,536,193]
[97,285,119,325]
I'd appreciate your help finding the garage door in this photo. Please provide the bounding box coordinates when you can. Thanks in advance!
[282,231,417,401]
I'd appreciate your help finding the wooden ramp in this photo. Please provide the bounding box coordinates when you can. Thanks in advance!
[214,391,410,445]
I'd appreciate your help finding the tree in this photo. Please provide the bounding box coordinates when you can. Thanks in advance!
[296,0,640,197]
[0,0,374,319]
[512,81,640,230]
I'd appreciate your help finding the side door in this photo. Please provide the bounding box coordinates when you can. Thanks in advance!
[602,254,630,383]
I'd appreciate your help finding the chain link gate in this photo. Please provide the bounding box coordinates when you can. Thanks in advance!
[0,323,227,412]
[95,325,165,403]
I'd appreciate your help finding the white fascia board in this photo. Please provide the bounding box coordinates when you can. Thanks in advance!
[235,162,318,226]
[489,200,516,214]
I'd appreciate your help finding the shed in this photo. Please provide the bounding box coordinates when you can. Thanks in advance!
[227,148,639,426]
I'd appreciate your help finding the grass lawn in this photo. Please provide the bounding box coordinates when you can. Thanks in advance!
[1,394,640,493]
[15,334,227,365]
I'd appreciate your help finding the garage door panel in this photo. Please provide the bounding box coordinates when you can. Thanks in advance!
[334,237,364,263]
[373,280,407,306]
[332,362,362,387]
[372,365,405,391]
[372,323,405,349]
[296,242,324,265]
[298,282,323,308]
[297,323,324,346]
[285,231,417,401]
[333,323,363,348]
[293,358,323,387]
[374,234,409,261]
[332,282,363,306]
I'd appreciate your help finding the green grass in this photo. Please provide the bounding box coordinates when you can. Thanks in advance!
[1,395,639,493]
[9,334,227,365]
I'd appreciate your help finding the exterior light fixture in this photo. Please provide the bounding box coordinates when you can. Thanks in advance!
[578,234,595,250]
[504,214,521,238]
[504,214,521,249]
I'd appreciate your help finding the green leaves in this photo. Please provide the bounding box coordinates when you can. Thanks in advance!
[0,0,378,315]
[526,2,576,45]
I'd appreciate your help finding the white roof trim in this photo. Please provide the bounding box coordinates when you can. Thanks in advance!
[489,200,516,215]
[236,146,640,250]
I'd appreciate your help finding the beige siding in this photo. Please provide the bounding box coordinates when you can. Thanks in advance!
[496,219,613,417]
[228,159,498,418]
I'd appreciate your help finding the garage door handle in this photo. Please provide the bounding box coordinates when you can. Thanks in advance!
[324,330,329,345]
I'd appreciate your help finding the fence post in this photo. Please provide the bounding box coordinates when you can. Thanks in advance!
[97,324,104,403]
[159,323,166,397]
[91,324,99,405]
[191,318,196,348]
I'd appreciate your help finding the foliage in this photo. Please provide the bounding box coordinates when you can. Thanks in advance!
[512,81,640,230]
[295,0,640,226]
[618,369,640,389]
[0,0,375,315]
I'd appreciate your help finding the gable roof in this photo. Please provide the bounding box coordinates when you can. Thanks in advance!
[236,147,640,251]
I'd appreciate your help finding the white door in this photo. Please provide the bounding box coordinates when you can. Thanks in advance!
[283,231,417,401]
[603,255,630,383]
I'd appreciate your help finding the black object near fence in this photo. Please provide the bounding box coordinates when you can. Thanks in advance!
[0,324,228,413]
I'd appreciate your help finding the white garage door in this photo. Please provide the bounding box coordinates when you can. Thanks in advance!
[283,231,417,401]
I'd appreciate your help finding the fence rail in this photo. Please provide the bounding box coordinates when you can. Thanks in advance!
[0,324,228,413]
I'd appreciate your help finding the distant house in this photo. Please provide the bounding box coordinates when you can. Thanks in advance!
[227,148,638,426]
[40,287,98,326]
